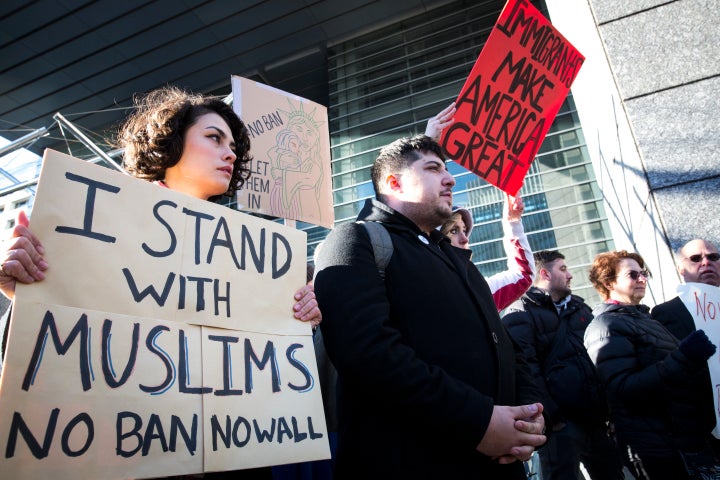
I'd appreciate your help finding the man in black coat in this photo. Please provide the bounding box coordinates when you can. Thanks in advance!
[502,250,624,480]
[651,238,720,456]
[651,239,720,339]
[313,135,546,479]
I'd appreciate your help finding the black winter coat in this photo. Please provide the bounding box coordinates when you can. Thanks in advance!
[584,302,715,456]
[503,287,605,426]
[314,199,541,479]
[652,296,719,451]
[651,296,696,341]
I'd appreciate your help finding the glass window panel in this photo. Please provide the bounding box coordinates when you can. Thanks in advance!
[334,182,375,204]
[321,0,614,270]
[471,241,505,263]
[330,151,376,173]
[334,202,364,223]
[472,220,503,243]
[538,129,581,154]
[334,169,372,188]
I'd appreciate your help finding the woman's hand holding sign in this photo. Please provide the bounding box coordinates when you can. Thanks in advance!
[424,102,456,141]
[0,210,47,301]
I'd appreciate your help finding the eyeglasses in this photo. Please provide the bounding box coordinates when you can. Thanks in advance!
[687,253,720,263]
[625,270,651,280]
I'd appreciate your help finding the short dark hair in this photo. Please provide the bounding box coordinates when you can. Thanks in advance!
[370,135,444,200]
[117,86,252,200]
[589,250,648,300]
[534,250,565,272]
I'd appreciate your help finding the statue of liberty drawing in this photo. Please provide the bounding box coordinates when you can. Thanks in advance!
[267,100,325,222]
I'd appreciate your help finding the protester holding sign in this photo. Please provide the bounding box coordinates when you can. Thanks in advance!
[0,86,322,479]
[652,238,720,458]
[585,250,719,480]
[0,86,320,324]
[652,239,720,340]
[437,0,584,196]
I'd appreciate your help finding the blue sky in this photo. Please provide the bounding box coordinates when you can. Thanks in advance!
[0,137,42,188]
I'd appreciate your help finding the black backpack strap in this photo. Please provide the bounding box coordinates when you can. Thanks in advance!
[312,220,393,433]
[357,220,393,279]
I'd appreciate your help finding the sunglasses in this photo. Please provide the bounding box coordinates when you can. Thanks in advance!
[687,253,720,263]
[625,270,651,280]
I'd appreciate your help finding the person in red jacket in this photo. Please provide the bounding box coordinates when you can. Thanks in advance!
[440,196,534,311]
[650,238,720,462]
[427,102,535,312]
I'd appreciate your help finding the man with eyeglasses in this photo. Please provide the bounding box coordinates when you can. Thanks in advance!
[651,239,720,340]
[651,238,720,461]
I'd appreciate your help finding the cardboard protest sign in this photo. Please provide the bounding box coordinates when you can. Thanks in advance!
[232,75,334,228]
[0,150,329,479]
[677,282,720,439]
[440,0,585,195]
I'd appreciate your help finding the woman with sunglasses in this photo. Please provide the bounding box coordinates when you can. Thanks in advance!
[585,250,718,480]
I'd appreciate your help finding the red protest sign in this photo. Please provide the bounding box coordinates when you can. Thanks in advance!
[440,0,584,195]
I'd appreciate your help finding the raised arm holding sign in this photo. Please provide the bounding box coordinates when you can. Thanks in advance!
[0,86,329,479]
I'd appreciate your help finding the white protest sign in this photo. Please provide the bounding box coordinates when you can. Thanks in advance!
[0,150,329,479]
[677,282,720,438]
[232,75,334,228]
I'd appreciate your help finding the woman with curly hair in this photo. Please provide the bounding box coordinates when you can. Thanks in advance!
[0,86,321,345]
[119,86,252,202]
[585,250,718,480]
[0,86,321,479]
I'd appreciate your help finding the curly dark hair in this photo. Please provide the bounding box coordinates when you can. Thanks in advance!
[371,135,445,200]
[117,86,252,200]
[589,250,649,300]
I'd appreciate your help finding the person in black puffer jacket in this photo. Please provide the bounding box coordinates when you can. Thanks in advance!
[504,250,623,480]
[586,250,718,480]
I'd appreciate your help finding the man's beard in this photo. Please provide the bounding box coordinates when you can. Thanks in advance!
[555,283,572,298]
[432,205,453,228]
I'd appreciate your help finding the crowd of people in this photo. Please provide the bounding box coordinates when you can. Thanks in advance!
[0,90,718,480]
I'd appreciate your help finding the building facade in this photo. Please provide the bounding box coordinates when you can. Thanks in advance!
[545,0,719,305]
[2,0,716,308]
[304,0,719,306]
[318,1,616,304]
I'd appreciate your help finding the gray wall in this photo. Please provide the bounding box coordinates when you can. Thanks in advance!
[545,0,718,303]
[589,0,720,252]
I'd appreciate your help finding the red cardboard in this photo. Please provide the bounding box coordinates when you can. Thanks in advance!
[440,0,585,195]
